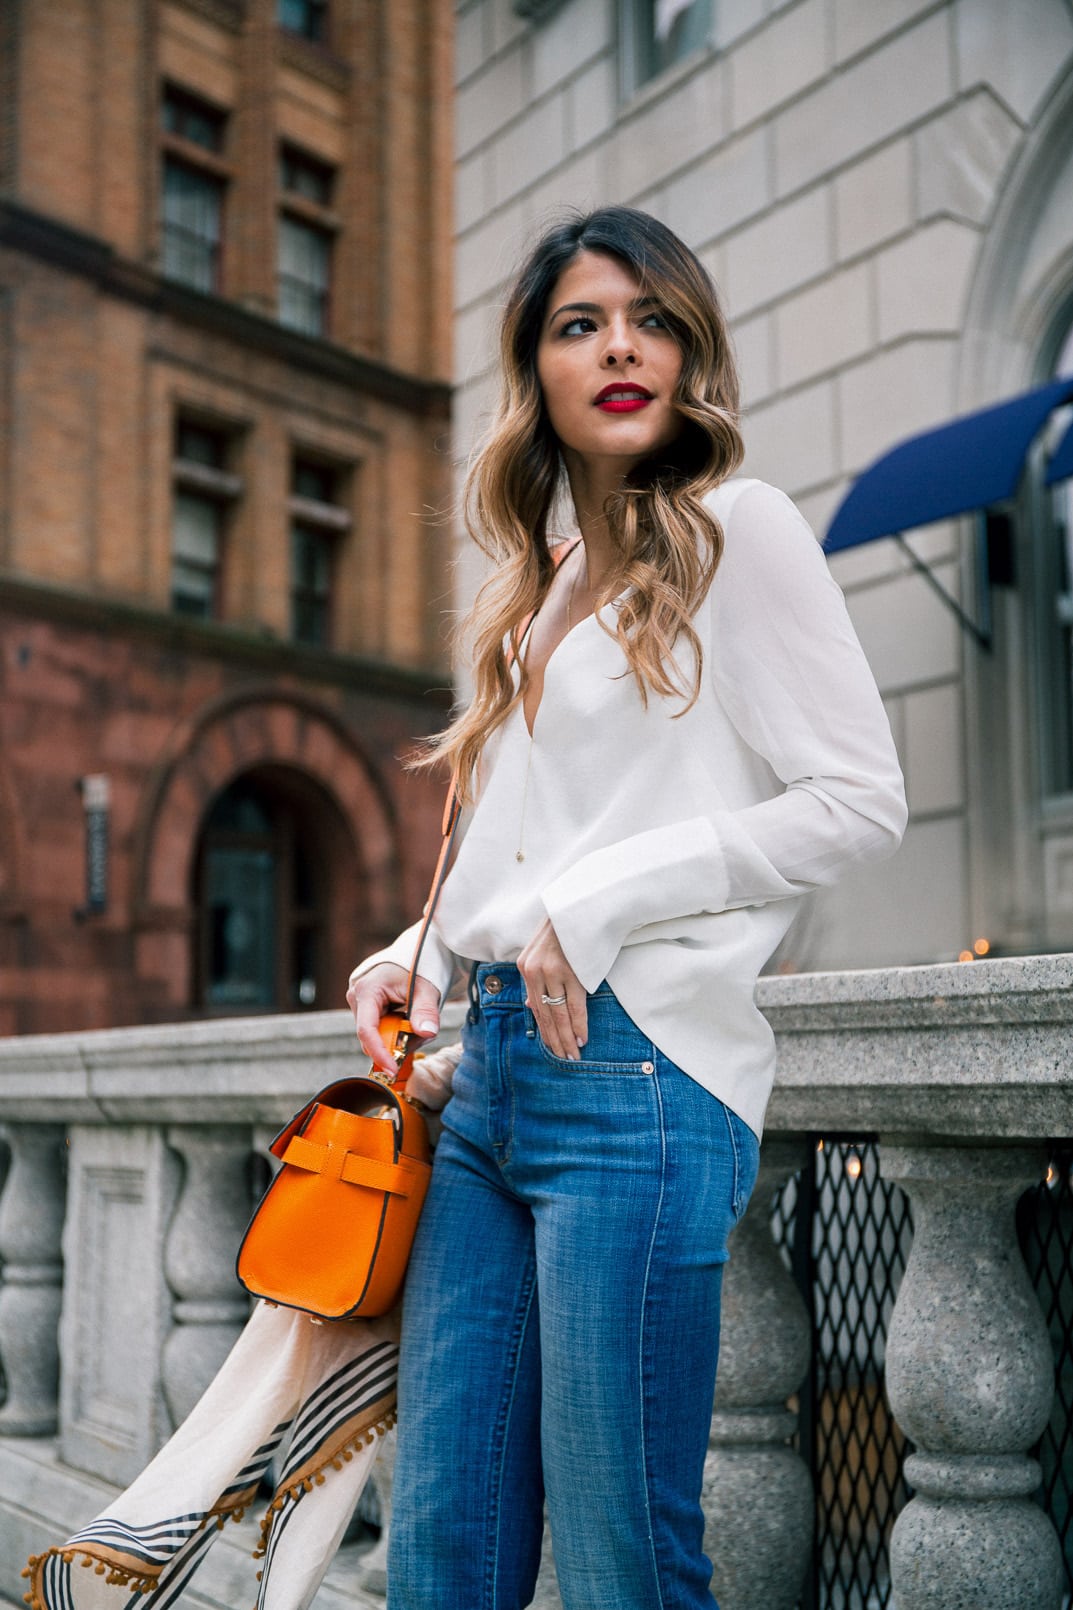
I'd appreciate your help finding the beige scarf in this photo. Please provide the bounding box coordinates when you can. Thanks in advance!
[24,1301,398,1610]
[24,1042,465,1610]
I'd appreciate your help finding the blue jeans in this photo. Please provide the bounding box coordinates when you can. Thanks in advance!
[387,963,759,1610]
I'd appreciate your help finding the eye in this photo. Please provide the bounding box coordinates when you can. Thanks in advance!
[559,315,597,337]
[639,310,668,329]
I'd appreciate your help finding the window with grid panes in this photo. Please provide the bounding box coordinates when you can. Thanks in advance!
[161,86,227,293]
[290,460,346,647]
[622,0,712,91]
[196,777,323,1012]
[171,421,238,619]
[277,145,335,338]
[278,0,329,44]
[1037,322,1073,797]
[280,144,334,206]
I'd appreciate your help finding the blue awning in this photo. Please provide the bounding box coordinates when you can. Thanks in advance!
[826,376,1073,554]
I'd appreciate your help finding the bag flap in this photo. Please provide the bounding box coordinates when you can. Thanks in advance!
[268,1075,406,1161]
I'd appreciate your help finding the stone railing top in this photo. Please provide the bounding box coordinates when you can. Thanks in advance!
[757,952,1073,1141]
[0,956,1069,1140]
[756,950,1073,1027]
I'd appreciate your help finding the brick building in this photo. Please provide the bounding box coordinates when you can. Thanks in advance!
[0,0,454,1033]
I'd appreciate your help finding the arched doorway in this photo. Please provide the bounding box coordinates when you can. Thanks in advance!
[134,691,405,1016]
[192,766,350,1013]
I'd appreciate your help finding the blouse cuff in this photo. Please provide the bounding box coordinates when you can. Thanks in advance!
[348,918,457,1004]
[541,816,730,992]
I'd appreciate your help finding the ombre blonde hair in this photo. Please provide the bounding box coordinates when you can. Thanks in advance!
[422,207,744,796]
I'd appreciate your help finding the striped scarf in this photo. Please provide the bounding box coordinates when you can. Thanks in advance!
[24,1301,398,1610]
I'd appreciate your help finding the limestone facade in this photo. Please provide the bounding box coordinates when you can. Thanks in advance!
[451,0,1073,971]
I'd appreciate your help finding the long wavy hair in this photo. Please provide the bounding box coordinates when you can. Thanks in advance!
[421,206,744,795]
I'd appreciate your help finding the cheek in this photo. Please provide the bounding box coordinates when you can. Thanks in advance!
[537,354,583,435]
[662,347,685,393]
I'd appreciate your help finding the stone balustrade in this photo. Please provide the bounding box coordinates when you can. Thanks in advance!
[0,953,1070,1610]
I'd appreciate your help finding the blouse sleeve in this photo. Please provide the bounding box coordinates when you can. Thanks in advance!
[347,916,460,1004]
[540,480,907,990]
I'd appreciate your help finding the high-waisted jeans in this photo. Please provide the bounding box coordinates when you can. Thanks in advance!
[386,963,759,1610]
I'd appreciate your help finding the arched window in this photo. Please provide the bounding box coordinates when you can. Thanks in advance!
[1035,319,1073,800]
[194,773,323,1012]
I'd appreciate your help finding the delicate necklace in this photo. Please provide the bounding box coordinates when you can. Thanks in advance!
[515,737,534,862]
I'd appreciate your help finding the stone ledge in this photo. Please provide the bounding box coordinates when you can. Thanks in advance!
[0,963,1070,1138]
[0,1005,467,1125]
[757,951,1073,1027]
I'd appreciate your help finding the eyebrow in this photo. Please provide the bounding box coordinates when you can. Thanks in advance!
[546,295,661,323]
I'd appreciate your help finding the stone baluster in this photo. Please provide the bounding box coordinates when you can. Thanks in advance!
[0,1123,66,1434]
[704,1137,813,1609]
[161,1126,252,1428]
[881,1144,1063,1610]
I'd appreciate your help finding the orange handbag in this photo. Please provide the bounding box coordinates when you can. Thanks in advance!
[235,1069,433,1320]
[236,785,462,1321]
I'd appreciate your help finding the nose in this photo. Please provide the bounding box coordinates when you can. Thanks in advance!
[600,316,638,368]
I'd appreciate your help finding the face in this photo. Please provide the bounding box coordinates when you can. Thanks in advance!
[535,250,684,480]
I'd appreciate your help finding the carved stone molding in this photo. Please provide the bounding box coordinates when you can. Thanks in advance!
[58,1126,177,1484]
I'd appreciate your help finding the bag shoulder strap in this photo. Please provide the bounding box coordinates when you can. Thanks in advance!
[403,783,462,1020]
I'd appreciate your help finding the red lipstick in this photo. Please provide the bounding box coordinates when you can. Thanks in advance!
[594,382,653,413]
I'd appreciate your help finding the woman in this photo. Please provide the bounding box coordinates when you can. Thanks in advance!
[348,206,906,1610]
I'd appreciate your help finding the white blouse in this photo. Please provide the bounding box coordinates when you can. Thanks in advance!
[358,478,906,1137]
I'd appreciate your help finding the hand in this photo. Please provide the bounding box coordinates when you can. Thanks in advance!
[517,919,587,1061]
[346,962,441,1076]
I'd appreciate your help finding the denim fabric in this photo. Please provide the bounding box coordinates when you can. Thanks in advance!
[387,963,759,1610]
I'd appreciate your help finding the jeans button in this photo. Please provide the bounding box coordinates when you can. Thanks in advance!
[484,975,503,995]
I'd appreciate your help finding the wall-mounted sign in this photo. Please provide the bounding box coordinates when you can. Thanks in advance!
[81,774,110,915]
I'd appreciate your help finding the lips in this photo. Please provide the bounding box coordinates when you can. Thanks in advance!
[594,383,654,413]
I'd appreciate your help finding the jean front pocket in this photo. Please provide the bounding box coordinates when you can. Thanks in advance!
[534,989,657,1075]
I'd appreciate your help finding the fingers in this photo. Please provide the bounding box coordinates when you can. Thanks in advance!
[530,978,587,1060]
[517,918,588,1061]
[408,977,441,1041]
[346,962,412,1075]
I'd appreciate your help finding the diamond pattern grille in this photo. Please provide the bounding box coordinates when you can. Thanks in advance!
[1017,1143,1073,1598]
[771,1141,913,1610]
[770,1138,1073,1610]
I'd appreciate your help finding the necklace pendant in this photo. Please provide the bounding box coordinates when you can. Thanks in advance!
[516,850,525,862]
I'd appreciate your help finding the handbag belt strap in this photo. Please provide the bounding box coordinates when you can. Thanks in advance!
[282,1135,422,1196]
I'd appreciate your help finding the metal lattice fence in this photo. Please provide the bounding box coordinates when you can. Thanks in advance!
[1019,1144,1073,1596]
[772,1138,1073,1610]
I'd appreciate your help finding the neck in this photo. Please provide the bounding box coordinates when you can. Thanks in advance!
[561,452,624,590]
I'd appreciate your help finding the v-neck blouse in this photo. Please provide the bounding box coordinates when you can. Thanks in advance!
[359,478,906,1138]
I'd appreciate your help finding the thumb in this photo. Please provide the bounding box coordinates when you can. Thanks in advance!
[409,978,441,1039]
